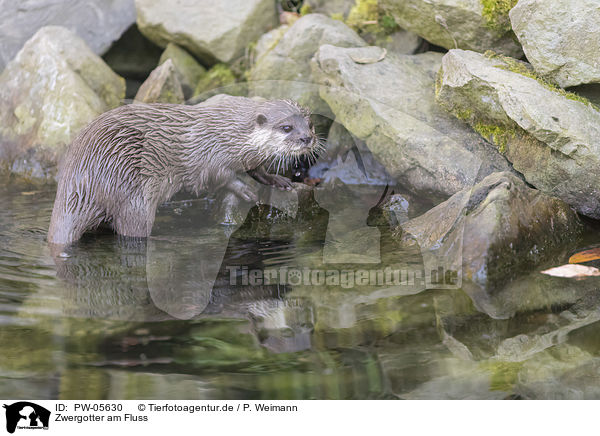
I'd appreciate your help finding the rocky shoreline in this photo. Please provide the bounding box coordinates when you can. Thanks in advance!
[1,0,598,322]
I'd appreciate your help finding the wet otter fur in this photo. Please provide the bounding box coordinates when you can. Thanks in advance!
[48,95,319,245]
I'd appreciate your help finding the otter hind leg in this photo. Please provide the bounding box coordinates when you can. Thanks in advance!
[111,199,157,238]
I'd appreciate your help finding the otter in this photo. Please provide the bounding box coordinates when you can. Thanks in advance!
[48,95,319,245]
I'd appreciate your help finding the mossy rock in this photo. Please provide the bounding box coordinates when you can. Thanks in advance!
[193,64,237,98]
[379,0,522,56]
[0,26,125,180]
[436,49,600,218]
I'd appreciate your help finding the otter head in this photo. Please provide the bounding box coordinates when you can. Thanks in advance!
[250,100,319,161]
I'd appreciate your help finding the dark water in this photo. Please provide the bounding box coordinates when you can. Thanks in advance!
[2,175,600,400]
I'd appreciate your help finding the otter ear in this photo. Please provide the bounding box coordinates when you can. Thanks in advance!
[256,114,267,126]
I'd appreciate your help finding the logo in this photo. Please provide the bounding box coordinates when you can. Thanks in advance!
[3,402,50,434]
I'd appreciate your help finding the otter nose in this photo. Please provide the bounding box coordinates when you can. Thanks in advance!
[300,136,312,145]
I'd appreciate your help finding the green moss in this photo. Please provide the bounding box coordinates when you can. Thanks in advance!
[455,108,473,122]
[435,68,443,99]
[299,4,312,15]
[474,122,515,153]
[331,13,345,21]
[480,0,518,34]
[485,50,600,111]
[194,64,236,96]
[345,0,398,36]
[480,360,524,392]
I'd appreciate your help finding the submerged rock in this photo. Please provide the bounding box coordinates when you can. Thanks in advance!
[159,43,206,99]
[379,0,522,57]
[311,45,513,200]
[401,172,582,319]
[134,59,185,104]
[0,0,136,71]
[249,14,366,113]
[509,0,600,88]
[436,49,600,218]
[135,0,278,65]
[0,26,125,179]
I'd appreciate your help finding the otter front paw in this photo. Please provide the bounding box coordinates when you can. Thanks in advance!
[248,168,293,191]
[267,174,293,191]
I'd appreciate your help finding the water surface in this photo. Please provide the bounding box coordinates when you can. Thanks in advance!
[2,175,600,400]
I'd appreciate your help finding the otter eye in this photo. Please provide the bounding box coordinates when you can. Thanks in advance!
[281,125,293,133]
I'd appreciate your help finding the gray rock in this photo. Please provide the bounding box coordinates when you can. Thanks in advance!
[379,0,522,57]
[436,49,600,218]
[302,0,355,19]
[0,26,125,179]
[308,122,394,186]
[249,14,366,114]
[253,25,290,61]
[135,0,278,65]
[159,43,206,99]
[311,45,513,200]
[134,59,185,104]
[510,0,600,88]
[0,0,135,71]
[402,172,582,319]
[379,29,423,55]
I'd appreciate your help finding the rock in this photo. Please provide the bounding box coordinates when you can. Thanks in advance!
[134,59,184,104]
[249,14,366,113]
[379,0,522,57]
[510,0,600,88]
[311,45,513,200]
[0,26,125,179]
[135,0,278,65]
[436,49,600,218]
[401,172,582,319]
[159,43,206,99]
[379,30,423,55]
[253,25,290,61]
[0,0,136,71]
[302,0,355,19]
[193,64,237,100]
[308,122,394,186]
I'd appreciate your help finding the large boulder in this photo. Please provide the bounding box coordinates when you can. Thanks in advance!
[249,14,366,113]
[0,0,135,71]
[400,172,582,319]
[135,0,278,65]
[436,49,600,218]
[379,0,522,57]
[311,45,513,200]
[0,27,125,179]
[510,0,600,88]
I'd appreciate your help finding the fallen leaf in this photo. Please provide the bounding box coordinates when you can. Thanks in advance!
[351,48,387,64]
[569,247,600,264]
[541,264,600,279]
